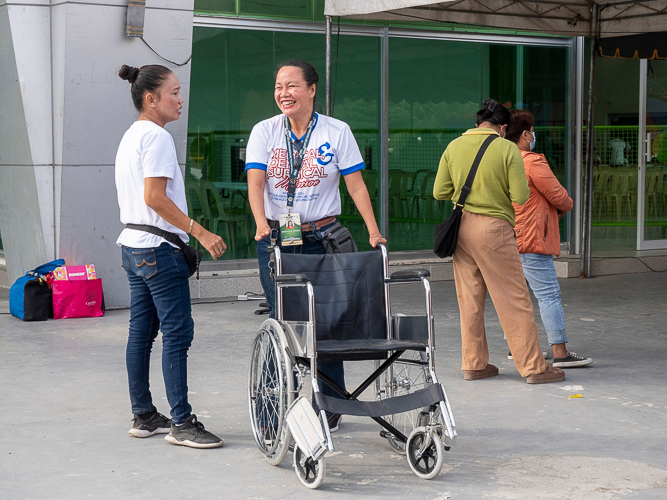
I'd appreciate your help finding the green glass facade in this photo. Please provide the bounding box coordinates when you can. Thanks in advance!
[187,28,380,258]
[386,39,568,250]
[186,20,570,260]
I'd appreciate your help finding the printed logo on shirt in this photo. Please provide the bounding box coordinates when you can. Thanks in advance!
[267,147,329,190]
[317,142,334,166]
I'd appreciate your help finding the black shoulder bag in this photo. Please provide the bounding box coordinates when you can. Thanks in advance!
[433,134,497,258]
[125,224,203,278]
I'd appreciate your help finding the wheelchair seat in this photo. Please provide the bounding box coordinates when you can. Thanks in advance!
[316,338,426,355]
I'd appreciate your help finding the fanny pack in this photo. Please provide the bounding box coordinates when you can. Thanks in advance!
[125,224,202,278]
[321,221,357,254]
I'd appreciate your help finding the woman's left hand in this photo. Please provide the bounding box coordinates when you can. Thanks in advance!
[369,233,387,248]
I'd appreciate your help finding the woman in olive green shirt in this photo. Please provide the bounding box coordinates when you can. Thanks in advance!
[434,99,564,385]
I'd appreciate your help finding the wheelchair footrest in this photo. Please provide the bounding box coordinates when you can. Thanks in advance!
[286,396,328,460]
[314,384,446,418]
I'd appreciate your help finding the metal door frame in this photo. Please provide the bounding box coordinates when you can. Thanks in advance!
[637,58,667,250]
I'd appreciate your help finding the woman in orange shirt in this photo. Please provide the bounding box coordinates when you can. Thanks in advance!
[507,109,592,368]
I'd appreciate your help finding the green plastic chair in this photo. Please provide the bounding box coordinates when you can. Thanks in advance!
[200,179,250,258]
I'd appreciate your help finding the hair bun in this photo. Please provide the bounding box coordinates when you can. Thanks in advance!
[118,64,140,84]
[482,98,497,113]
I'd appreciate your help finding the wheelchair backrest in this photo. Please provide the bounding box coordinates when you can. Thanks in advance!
[281,250,387,342]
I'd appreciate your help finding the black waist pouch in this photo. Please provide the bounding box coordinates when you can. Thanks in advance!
[179,243,203,277]
[322,221,358,254]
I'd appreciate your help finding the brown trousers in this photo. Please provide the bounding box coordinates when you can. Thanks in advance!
[452,211,548,377]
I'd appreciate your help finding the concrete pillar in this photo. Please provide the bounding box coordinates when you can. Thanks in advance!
[0,0,194,308]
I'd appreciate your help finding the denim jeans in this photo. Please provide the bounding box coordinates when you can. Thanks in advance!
[256,223,346,406]
[520,253,568,346]
[122,242,194,425]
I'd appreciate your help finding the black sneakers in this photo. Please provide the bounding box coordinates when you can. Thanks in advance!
[128,411,171,438]
[327,413,343,433]
[553,352,593,368]
[164,414,224,449]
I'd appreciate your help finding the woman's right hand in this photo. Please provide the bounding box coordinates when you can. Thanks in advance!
[255,222,271,241]
[196,227,227,260]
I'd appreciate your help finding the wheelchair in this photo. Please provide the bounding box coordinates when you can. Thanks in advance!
[247,244,456,489]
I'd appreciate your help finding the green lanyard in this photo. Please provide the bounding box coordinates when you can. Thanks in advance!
[284,112,317,209]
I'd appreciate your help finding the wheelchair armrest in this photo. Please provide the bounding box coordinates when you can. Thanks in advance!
[275,273,309,284]
[388,269,430,281]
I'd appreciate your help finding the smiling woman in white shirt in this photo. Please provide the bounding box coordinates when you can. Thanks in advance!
[115,63,225,449]
[246,59,386,431]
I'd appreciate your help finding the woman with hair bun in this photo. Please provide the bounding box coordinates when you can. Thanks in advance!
[115,64,225,448]
[433,99,565,385]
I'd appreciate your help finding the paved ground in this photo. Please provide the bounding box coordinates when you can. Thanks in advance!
[1,272,666,500]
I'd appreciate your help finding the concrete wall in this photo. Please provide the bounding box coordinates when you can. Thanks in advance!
[0,0,194,307]
[0,3,49,282]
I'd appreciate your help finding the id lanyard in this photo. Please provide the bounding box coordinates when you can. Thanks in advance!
[284,112,317,213]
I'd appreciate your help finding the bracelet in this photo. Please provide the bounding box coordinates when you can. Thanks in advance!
[188,218,194,235]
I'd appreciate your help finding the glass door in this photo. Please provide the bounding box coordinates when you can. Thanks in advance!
[588,55,640,252]
[638,59,667,249]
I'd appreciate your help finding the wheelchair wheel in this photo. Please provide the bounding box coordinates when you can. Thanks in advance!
[293,445,326,489]
[406,426,444,480]
[248,319,294,466]
[382,350,431,454]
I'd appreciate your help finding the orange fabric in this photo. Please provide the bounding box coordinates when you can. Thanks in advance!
[513,152,573,256]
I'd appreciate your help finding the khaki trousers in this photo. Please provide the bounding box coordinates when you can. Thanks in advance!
[452,211,548,377]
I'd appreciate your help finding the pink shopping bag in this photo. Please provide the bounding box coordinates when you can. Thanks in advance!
[52,278,105,319]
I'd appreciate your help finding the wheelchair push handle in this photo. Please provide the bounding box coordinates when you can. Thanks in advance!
[275,273,309,284]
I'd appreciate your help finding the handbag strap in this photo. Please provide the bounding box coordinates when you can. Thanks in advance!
[125,224,188,252]
[31,258,65,276]
[455,134,498,209]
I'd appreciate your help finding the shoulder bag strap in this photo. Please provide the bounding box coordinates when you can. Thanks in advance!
[455,134,498,209]
[125,223,188,252]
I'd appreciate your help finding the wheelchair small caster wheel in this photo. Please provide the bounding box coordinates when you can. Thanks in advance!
[406,426,444,480]
[293,445,326,489]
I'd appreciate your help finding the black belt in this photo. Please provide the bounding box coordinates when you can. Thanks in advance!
[267,215,337,232]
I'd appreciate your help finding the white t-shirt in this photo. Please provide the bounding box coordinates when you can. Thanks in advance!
[609,138,630,166]
[115,120,189,248]
[245,113,365,222]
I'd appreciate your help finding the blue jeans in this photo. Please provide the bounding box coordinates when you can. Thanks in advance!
[520,253,568,346]
[122,243,194,425]
[256,224,346,407]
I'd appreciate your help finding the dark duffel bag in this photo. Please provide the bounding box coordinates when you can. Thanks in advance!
[9,259,65,321]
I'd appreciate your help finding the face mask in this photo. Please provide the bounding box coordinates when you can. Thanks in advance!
[529,131,536,151]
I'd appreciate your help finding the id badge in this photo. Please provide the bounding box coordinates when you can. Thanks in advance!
[279,213,303,246]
